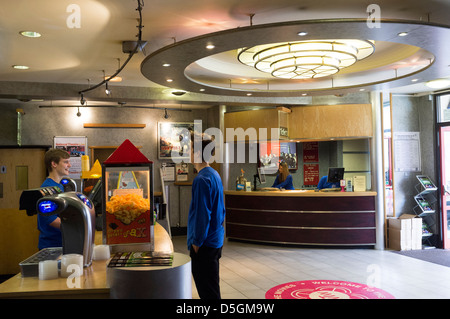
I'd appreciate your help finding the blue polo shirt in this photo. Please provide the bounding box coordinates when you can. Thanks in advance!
[38,178,63,249]
[272,174,295,190]
[187,167,226,250]
[317,176,339,190]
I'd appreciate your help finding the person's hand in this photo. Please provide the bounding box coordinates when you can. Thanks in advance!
[192,244,199,253]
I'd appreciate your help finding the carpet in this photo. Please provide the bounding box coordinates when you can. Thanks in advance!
[265,280,395,299]
[392,249,450,268]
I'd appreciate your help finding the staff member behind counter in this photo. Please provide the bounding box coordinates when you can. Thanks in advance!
[38,148,72,250]
[271,162,295,190]
[317,167,345,190]
[317,176,339,190]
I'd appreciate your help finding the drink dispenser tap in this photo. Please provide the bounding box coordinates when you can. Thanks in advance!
[37,192,95,267]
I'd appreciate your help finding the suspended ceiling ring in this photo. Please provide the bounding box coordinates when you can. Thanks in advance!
[140,19,450,97]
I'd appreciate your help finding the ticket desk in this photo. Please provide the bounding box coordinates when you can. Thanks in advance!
[0,223,189,299]
[225,190,377,247]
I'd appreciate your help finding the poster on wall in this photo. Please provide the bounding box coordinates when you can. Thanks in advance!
[259,141,297,174]
[393,132,421,172]
[303,142,319,162]
[304,164,319,186]
[53,136,87,179]
[158,122,193,160]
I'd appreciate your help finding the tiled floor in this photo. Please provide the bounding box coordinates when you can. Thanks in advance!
[172,236,450,299]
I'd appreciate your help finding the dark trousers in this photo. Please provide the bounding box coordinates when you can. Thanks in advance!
[190,245,222,299]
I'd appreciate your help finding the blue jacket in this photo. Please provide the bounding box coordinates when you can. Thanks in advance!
[38,178,63,249]
[187,167,226,250]
[317,176,339,189]
[271,174,295,190]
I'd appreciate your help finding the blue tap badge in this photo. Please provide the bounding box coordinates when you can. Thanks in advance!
[76,193,93,209]
[38,200,59,214]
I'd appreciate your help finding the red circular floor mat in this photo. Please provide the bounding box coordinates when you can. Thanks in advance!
[265,280,395,299]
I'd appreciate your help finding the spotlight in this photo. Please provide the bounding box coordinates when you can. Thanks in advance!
[105,82,111,96]
[80,93,86,105]
[163,108,170,119]
[77,107,82,117]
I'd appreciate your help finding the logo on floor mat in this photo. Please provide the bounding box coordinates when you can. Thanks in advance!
[265,280,395,299]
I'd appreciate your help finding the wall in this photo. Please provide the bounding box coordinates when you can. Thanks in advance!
[391,95,437,231]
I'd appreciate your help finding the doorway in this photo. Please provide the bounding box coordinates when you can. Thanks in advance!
[437,93,450,248]
[439,126,450,248]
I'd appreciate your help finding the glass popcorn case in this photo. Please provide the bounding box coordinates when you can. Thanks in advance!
[102,140,154,252]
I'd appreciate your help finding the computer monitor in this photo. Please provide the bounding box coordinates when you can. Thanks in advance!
[327,167,345,183]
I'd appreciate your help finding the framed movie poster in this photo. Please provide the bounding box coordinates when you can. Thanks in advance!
[158,122,193,160]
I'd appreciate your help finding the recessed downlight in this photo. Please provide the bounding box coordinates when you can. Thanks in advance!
[206,44,215,50]
[166,78,173,82]
[162,63,171,67]
[12,65,29,70]
[20,31,41,38]
[297,31,308,36]
[398,32,408,37]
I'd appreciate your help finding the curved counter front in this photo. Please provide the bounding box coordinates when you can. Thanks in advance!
[224,190,377,247]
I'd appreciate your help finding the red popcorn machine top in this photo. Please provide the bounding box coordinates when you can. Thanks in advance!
[101,139,154,252]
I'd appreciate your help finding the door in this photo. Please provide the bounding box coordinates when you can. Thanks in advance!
[439,126,450,249]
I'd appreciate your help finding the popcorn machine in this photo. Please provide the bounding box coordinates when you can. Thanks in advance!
[102,140,154,252]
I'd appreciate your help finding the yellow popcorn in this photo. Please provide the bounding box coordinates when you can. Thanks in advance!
[106,193,150,225]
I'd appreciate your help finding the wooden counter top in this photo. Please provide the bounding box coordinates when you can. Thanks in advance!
[224,190,377,197]
[0,223,173,299]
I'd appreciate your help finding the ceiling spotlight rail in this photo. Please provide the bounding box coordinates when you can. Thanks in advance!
[78,0,144,98]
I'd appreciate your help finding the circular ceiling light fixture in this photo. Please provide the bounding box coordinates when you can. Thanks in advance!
[237,39,375,79]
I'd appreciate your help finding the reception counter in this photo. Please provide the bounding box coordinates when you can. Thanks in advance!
[225,190,377,247]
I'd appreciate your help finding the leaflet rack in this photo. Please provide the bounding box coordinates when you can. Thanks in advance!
[413,175,437,247]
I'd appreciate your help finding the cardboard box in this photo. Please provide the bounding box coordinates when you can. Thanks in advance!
[388,214,422,250]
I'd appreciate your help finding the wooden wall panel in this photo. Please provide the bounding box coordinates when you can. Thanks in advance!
[289,104,373,139]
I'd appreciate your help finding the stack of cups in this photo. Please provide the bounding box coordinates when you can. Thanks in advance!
[60,254,84,278]
[93,245,110,260]
[38,260,59,280]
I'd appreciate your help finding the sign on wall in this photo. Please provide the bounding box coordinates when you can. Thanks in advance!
[393,132,421,172]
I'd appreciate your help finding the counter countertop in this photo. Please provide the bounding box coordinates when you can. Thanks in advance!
[0,223,174,299]
[224,190,377,197]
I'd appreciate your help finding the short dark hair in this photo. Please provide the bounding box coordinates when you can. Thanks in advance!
[44,148,70,171]
[190,131,215,163]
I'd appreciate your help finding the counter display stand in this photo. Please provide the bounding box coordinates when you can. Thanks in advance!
[413,175,437,248]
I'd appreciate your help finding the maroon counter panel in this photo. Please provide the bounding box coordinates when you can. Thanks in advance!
[225,193,376,246]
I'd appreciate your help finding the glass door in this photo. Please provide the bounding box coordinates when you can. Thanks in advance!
[439,126,450,249]
[437,93,450,248]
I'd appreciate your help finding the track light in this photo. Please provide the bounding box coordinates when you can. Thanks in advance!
[77,106,82,117]
[163,108,170,119]
[105,81,111,96]
[80,93,86,105]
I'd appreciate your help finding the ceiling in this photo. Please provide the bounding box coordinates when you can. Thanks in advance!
[0,0,449,109]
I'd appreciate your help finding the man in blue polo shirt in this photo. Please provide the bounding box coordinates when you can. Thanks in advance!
[187,131,225,299]
[38,148,71,249]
